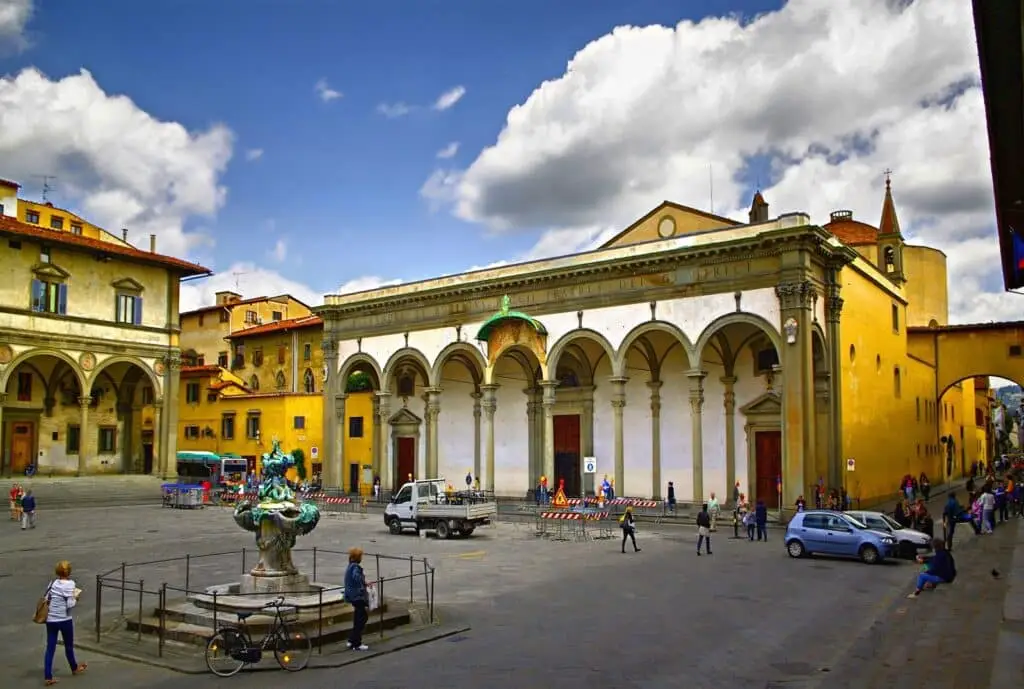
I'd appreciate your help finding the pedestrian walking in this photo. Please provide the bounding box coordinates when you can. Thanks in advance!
[10,483,21,520]
[755,499,768,541]
[708,492,720,531]
[344,547,370,651]
[620,506,640,553]
[981,486,996,534]
[696,504,712,555]
[21,489,36,530]
[666,481,676,514]
[41,560,87,685]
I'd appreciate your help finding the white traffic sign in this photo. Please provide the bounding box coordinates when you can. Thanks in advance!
[311,446,319,459]
[846,458,855,472]
[583,457,597,474]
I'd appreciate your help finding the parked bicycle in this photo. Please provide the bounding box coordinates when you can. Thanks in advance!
[24,462,36,477]
[204,596,312,676]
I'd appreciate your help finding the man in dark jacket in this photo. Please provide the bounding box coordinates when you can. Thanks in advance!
[942,492,962,551]
[908,538,956,598]
[755,500,768,541]
[20,490,36,530]
[696,504,712,555]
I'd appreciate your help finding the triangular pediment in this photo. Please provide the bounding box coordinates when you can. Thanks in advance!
[389,406,422,425]
[600,201,740,249]
[32,262,70,280]
[740,391,781,417]
[111,277,145,292]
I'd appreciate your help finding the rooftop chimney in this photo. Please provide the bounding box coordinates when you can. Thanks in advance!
[149,234,156,253]
[830,210,853,223]
[122,228,128,242]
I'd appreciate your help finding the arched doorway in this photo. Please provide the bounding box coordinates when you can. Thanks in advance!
[490,344,543,494]
[88,359,161,474]
[547,330,614,497]
[337,354,382,494]
[382,349,432,491]
[431,342,486,485]
[696,314,782,507]
[939,375,1021,481]
[0,351,86,475]
[616,323,692,499]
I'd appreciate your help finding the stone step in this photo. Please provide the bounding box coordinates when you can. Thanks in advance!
[159,600,370,629]
[126,605,412,646]
[2,476,165,509]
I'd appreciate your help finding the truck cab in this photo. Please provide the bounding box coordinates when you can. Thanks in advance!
[384,478,496,539]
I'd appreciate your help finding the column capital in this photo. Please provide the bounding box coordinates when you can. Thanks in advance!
[471,391,483,401]
[646,380,664,392]
[335,392,349,401]
[0,392,7,405]
[775,279,817,311]
[608,376,629,387]
[78,396,92,408]
[611,398,626,411]
[686,369,707,382]
[719,375,737,387]
[321,339,339,360]
[826,296,844,323]
[423,386,443,396]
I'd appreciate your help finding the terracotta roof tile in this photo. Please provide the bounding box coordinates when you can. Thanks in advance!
[0,215,210,276]
[180,365,222,376]
[879,177,902,236]
[0,178,20,188]
[226,315,323,339]
[180,296,270,317]
[823,211,878,246]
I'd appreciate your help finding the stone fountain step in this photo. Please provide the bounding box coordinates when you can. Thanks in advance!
[158,600,373,629]
[126,601,411,646]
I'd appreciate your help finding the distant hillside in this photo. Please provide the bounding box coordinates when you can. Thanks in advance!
[996,384,1023,409]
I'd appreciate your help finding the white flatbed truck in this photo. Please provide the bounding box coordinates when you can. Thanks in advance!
[384,478,497,538]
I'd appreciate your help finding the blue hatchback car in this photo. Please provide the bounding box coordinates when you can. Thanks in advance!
[785,510,896,564]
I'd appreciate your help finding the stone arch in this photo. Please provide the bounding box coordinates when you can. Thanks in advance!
[430,342,487,389]
[88,355,162,394]
[694,312,783,370]
[337,353,383,393]
[485,344,547,385]
[811,324,829,373]
[303,368,316,394]
[614,321,694,377]
[0,348,86,393]
[547,329,616,382]
[382,347,433,392]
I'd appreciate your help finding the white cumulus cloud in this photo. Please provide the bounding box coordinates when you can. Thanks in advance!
[0,0,32,52]
[377,102,414,119]
[269,238,287,263]
[432,85,466,111]
[0,67,233,258]
[314,78,342,102]
[421,0,1007,323]
[436,142,460,159]
[245,148,263,162]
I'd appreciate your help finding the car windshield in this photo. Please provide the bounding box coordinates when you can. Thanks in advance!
[879,513,903,531]
[842,515,868,529]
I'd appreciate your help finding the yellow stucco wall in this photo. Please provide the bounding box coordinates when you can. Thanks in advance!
[180,297,313,364]
[908,327,1024,396]
[604,204,736,248]
[342,391,376,495]
[227,297,311,334]
[16,199,119,244]
[227,324,323,394]
[902,246,949,327]
[179,311,231,365]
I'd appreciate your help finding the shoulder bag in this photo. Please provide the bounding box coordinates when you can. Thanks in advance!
[33,581,54,624]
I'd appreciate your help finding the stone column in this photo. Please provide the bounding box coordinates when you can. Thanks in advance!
[688,370,706,503]
[480,384,499,493]
[581,391,595,496]
[471,392,483,483]
[371,394,381,479]
[321,339,340,489]
[648,380,663,499]
[540,380,559,488]
[0,393,6,472]
[334,394,347,491]
[775,279,817,506]
[424,387,441,478]
[609,376,628,494]
[825,274,845,494]
[524,388,538,488]
[160,352,181,479]
[152,397,163,475]
[376,392,392,491]
[721,375,738,504]
[78,396,91,475]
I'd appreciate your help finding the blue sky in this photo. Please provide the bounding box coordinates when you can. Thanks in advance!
[0,0,782,301]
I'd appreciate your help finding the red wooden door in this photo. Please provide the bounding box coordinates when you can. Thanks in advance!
[755,430,782,508]
[10,422,34,474]
[553,415,581,496]
[396,436,415,490]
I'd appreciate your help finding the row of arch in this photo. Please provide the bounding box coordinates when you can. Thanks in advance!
[247,368,318,394]
[334,312,826,393]
[0,349,163,398]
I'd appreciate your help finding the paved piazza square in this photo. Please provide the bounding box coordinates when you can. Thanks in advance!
[0,503,957,689]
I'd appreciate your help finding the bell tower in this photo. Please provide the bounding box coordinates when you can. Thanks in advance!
[748,191,769,224]
[877,170,906,284]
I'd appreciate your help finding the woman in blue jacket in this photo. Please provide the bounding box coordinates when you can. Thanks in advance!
[344,547,370,651]
[908,538,956,598]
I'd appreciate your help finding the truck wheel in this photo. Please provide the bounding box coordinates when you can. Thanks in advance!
[462,526,475,537]
[435,520,451,540]
[388,518,403,535]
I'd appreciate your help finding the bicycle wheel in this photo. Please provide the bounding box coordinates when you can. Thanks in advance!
[274,626,312,671]
[206,629,247,677]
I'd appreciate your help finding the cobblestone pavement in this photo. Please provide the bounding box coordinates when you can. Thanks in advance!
[0,502,992,689]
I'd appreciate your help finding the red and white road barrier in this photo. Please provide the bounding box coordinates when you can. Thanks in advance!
[540,512,582,520]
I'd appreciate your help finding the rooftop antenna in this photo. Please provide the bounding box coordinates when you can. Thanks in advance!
[33,175,57,203]
[708,164,714,215]
[230,271,249,292]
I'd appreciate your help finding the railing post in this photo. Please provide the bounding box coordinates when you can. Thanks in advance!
[313,547,318,581]
[241,547,247,573]
[94,574,102,643]
[409,556,414,603]
[378,577,385,639]
[159,583,167,657]
[430,567,435,624]
[375,553,380,582]
[136,579,144,642]
[120,562,126,616]
[422,559,429,606]
[185,553,191,592]
[318,587,324,655]
[213,590,218,632]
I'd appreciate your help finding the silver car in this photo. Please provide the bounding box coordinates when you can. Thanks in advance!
[846,510,932,559]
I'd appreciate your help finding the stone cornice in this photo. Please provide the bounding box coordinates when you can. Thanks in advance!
[317,225,847,324]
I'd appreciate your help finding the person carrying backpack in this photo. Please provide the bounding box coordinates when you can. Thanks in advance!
[907,538,956,598]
